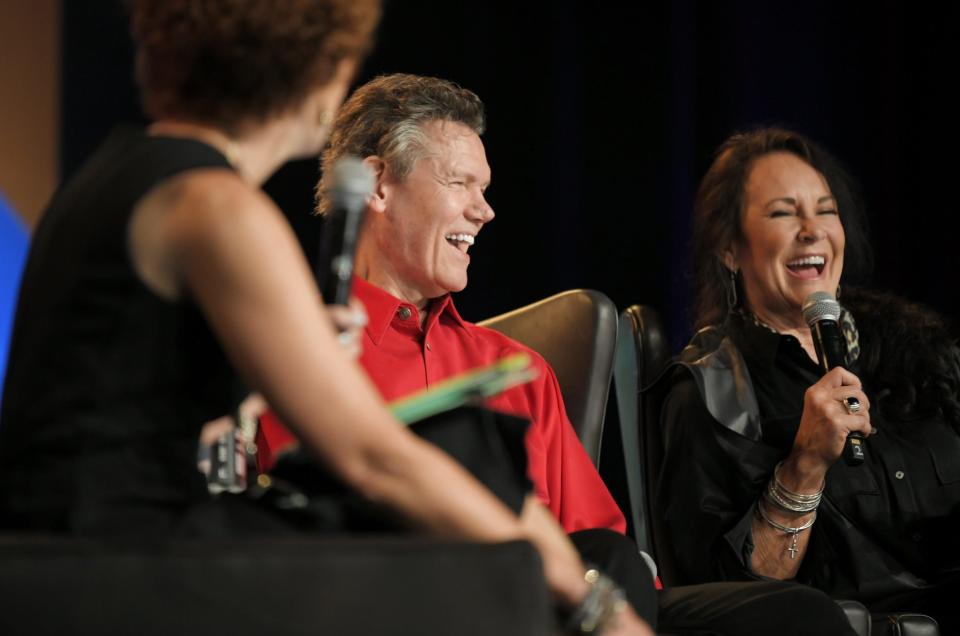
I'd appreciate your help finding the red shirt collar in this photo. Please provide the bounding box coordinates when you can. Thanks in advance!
[351,275,472,345]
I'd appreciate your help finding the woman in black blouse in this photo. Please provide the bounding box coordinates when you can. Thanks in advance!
[657,127,960,629]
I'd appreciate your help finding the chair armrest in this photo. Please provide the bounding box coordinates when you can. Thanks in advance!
[872,612,940,636]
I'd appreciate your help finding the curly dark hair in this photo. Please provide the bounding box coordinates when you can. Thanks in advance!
[844,287,960,429]
[692,127,873,328]
[132,0,381,134]
[317,73,485,215]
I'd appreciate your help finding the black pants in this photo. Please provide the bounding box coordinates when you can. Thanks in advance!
[658,580,858,636]
[570,529,659,627]
[566,529,856,635]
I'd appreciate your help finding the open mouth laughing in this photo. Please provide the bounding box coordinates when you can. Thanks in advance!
[444,233,475,254]
[786,254,826,279]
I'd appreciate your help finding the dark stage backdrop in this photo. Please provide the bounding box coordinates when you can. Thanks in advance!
[61,1,960,352]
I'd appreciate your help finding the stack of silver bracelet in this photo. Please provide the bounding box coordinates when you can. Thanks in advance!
[566,568,628,635]
[756,461,823,559]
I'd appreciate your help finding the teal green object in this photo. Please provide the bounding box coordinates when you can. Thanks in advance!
[390,353,537,425]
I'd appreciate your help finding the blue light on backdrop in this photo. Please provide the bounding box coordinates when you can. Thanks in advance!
[0,192,30,402]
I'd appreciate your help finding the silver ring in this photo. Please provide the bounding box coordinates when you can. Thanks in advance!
[843,396,862,415]
[337,331,356,347]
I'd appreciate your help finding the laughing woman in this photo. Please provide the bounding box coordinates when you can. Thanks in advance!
[656,127,960,630]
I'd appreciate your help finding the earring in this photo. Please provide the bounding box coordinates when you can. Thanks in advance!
[726,269,739,312]
[317,109,334,127]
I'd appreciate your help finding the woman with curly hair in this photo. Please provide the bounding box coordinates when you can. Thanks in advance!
[0,4,652,633]
[656,127,960,630]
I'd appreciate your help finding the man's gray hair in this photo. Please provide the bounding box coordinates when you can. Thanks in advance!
[317,73,485,215]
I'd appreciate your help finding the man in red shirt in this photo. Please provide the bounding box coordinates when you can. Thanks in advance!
[258,73,860,636]
[258,74,623,535]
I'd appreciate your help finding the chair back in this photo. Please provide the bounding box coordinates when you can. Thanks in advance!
[479,289,618,466]
[612,304,678,580]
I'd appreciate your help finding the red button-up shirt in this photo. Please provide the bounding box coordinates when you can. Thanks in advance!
[258,276,626,534]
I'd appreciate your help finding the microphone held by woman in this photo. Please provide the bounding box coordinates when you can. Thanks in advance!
[802,291,865,466]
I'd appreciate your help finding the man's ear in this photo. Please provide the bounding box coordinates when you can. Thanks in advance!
[363,156,388,214]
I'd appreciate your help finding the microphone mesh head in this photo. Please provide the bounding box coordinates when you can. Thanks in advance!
[330,155,374,199]
[802,291,841,325]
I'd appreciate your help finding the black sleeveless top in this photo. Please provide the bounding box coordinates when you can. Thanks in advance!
[0,128,242,532]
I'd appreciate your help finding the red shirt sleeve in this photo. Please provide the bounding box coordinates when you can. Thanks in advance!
[255,409,297,473]
[491,352,627,535]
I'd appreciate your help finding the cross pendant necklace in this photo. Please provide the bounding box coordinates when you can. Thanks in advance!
[787,532,800,559]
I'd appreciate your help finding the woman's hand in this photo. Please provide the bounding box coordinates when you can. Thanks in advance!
[326,296,367,359]
[788,366,873,482]
[750,367,871,579]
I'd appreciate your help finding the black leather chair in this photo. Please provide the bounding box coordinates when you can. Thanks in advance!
[478,289,618,467]
[609,305,672,569]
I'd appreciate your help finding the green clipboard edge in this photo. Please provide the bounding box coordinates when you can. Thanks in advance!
[389,352,538,424]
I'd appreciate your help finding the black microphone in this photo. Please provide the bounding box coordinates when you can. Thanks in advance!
[316,156,374,305]
[802,291,865,466]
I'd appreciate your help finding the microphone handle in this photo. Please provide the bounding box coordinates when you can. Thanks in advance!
[811,319,865,467]
[317,200,364,306]
[844,431,866,466]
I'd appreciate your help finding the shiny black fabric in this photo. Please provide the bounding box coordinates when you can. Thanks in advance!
[658,580,857,636]
[656,312,960,618]
[267,406,534,530]
[0,128,239,533]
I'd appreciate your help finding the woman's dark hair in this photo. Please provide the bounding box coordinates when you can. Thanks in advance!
[132,0,381,134]
[692,127,873,328]
[844,287,960,429]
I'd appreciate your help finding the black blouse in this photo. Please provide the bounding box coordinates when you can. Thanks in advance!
[657,312,960,612]
[0,128,241,533]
